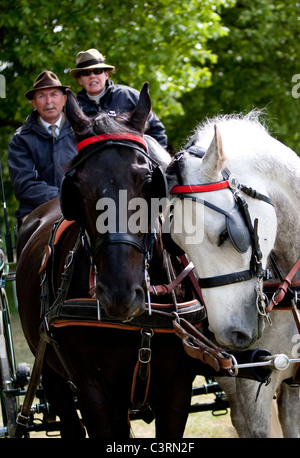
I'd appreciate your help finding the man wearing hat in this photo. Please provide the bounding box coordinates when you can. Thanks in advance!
[70,49,168,148]
[8,70,77,223]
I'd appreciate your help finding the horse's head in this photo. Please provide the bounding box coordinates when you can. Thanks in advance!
[62,83,169,320]
[168,121,277,350]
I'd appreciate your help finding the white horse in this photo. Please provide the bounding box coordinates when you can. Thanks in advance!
[167,112,300,437]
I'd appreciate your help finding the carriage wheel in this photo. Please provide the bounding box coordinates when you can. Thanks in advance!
[0,288,19,437]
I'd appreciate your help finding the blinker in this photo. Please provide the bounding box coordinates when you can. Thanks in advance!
[226,203,251,253]
[151,166,169,200]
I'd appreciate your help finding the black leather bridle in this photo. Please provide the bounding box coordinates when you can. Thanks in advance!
[170,161,274,289]
[62,133,160,262]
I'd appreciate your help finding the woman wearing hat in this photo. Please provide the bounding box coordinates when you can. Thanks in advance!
[8,71,78,223]
[70,49,168,148]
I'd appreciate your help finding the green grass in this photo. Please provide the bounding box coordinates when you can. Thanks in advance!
[131,381,237,438]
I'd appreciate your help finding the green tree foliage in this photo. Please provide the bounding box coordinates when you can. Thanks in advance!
[168,0,300,151]
[0,0,232,125]
[0,0,233,222]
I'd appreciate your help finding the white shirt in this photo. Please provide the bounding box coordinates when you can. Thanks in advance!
[39,113,63,137]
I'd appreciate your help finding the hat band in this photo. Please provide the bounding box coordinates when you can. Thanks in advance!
[34,79,61,89]
[77,58,105,68]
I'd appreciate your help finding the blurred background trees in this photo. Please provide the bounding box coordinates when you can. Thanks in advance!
[1,0,299,225]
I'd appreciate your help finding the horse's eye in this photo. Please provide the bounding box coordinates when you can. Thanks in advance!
[218,228,229,246]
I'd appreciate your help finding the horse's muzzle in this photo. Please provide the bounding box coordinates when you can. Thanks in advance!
[95,281,146,320]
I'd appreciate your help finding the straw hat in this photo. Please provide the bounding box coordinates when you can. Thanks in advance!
[25,70,70,100]
[70,48,115,78]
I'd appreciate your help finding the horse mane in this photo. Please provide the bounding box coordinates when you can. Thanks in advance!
[191,109,269,150]
[93,111,144,136]
[93,115,172,169]
[167,110,300,198]
[65,111,146,171]
[66,111,172,173]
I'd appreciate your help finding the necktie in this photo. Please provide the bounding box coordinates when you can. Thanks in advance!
[49,125,58,139]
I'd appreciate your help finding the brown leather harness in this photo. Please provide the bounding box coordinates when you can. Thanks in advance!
[170,158,300,383]
[264,255,300,383]
[37,218,234,414]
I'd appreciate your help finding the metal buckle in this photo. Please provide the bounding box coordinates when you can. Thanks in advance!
[256,280,272,325]
[271,292,278,307]
[64,250,74,269]
[144,261,152,315]
[16,413,30,427]
[138,347,151,364]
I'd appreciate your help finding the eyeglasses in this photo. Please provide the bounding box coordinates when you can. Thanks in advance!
[78,69,105,77]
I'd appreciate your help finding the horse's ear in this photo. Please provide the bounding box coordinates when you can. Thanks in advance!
[129,82,151,133]
[201,125,226,180]
[65,89,93,135]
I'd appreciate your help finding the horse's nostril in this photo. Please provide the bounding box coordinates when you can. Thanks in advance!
[95,281,145,319]
[230,330,253,349]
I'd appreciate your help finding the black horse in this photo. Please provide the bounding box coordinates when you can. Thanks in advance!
[15,84,206,438]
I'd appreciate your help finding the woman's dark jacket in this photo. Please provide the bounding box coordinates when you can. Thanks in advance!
[8,111,77,218]
[77,80,168,148]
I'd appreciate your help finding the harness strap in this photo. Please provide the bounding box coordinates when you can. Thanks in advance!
[149,261,194,295]
[138,329,153,380]
[14,338,48,437]
[265,256,300,383]
[49,298,205,333]
[39,218,66,317]
[199,270,254,289]
[173,318,233,372]
[291,298,300,384]
[94,232,147,258]
[266,256,300,312]
[239,184,274,206]
[180,255,205,305]
[130,360,151,407]
[291,297,300,334]
[49,234,82,315]
[130,329,153,417]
